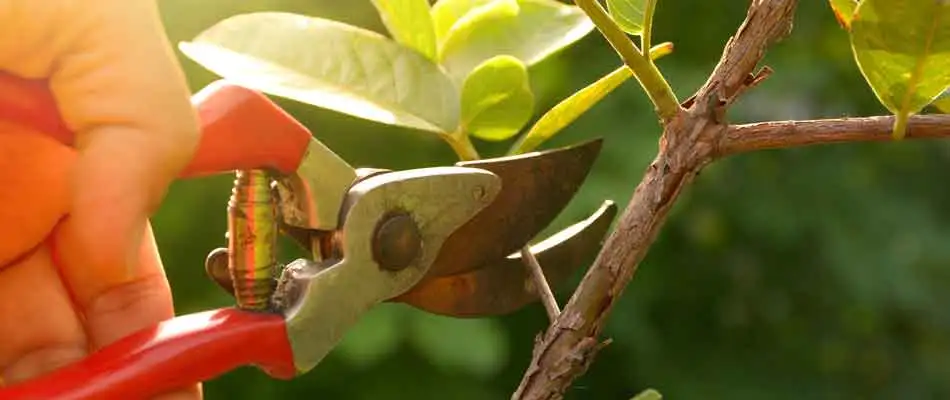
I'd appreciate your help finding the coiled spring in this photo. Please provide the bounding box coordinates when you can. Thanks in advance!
[227,169,278,310]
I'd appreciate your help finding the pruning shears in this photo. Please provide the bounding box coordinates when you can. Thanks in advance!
[0,74,616,399]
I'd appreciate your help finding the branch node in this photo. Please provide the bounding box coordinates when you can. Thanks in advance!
[512,1,800,399]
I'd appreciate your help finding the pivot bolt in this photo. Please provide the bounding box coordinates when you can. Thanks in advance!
[372,212,422,271]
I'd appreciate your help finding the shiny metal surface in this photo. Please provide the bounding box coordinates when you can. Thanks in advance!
[275,138,357,231]
[394,201,617,317]
[279,167,500,374]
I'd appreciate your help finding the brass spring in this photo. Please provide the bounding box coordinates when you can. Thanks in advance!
[228,169,278,310]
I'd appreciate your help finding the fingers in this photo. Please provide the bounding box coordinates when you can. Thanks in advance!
[53,221,203,399]
[1,1,199,397]
[53,0,198,294]
[0,121,74,267]
[0,242,87,385]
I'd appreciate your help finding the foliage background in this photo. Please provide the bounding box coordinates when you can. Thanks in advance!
[152,1,950,398]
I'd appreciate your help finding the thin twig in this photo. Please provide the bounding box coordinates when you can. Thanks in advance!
[513,1,799,399]
[718,115,950,156]
[444,130,563,324]
[521,247,561,322]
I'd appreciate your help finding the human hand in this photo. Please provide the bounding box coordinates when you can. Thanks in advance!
[0,1,200,398]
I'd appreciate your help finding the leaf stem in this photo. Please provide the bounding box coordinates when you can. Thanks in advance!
[892,110,910,140]
[445,130,480,161]
[573,0,680,122]
[640,0,657,57]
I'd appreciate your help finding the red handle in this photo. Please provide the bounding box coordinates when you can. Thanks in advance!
[0,72,313,177]
[0,308,296,400]
[184,81,313,177]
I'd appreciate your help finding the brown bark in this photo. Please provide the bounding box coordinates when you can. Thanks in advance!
[718,115,950,156]
[513,1,950,398]
[513,1,799,399]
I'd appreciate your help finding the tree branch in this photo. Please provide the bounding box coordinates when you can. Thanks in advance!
[513,1,799,399]
[718,115,950,156]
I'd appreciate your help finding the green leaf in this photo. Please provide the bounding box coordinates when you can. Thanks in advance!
[510,42,673,154]
[828,0,859,30]
[439,0,594,82]
[407,312,509,378]
[179,12,460,133]
[850,0,950,139]
[460,55,534,141]
[512,65,631,154]
[370,0,438,60]
[606,0,648,36]
[932,88,950,112]
[630,389,663,400]
[430,0,494,45]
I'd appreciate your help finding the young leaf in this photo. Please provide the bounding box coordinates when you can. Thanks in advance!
[512,66,631,154]
[431,0,494,45]
[179,12,459,133]
[932,88,950,112]
[509,42,673,155]
[828,0,859,30]
[460,55,534,141]
[439,0,595,82]
[606,0,648,36]
[370,0,438,60]
[850,0,950,139]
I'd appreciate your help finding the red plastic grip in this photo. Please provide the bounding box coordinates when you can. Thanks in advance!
[183,81,313,177]
[0,73,313,177]
[0,308,296,400]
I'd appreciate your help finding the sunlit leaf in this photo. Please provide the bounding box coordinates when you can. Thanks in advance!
[370,0,438,60]
[431,0,494,45]
[439,0,594,82]
[179,12,460,133]
[510,42,673,154]
[630,388,663,400]
[513,65,630,153]
[932,88,950,112]
[606,0,648,36]
[850,0,950,139]
[407,312,509,378]
[829,0,859,30]
[461,55,534,141]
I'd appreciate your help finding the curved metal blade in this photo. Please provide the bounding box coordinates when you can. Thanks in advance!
[428,138,603,278]
[393,201,617,317]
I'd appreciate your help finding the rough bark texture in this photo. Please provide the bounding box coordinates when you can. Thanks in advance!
[510,0,950,397]
[719,115,950,155]
[512,1,950,398]
[513,2,799,399]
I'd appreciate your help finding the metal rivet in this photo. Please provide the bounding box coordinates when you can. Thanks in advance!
[204,247,234,294]
[372,212,422,271]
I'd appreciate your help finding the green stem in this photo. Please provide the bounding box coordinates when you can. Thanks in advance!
[445,130,480,161]
[574,0,680,122]
[641,0,657,57]
[893,110,910,140]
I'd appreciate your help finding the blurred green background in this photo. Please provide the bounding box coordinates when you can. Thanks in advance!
[152,1,950,398]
